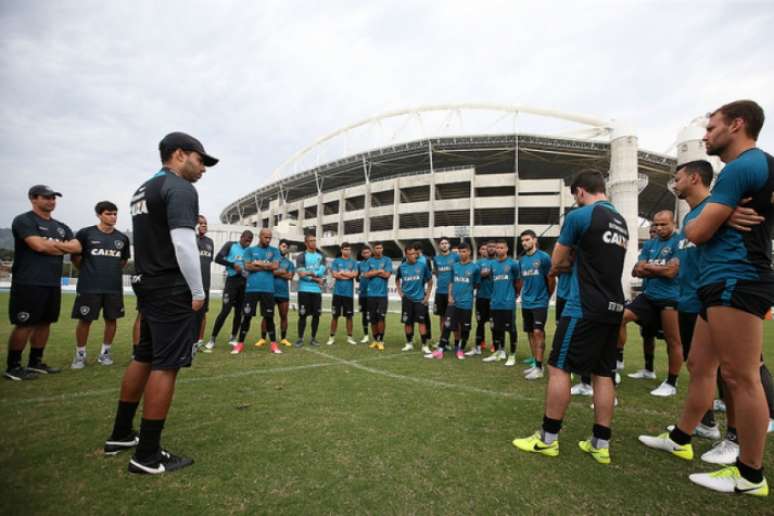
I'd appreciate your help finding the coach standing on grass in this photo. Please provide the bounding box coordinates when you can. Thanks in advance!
[5,185,81,381]
[104,132,217,475]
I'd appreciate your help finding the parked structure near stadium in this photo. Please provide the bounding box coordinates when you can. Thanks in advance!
[220,104,708,296]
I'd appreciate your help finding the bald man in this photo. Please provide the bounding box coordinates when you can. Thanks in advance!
[619,210,683,397]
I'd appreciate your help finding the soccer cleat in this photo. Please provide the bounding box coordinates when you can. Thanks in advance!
[360,335,370,344]
[482,352,499,363]
[666,423,721,440]
[425,349,443,360]
[326,337,335,346]
[504,355,517,367]
[650,381,677,397]
[228,336,238,346]
[71,352,87,370]
[421,345,432,354]
[615,360,625,372]
[128,449,194,475]
[347,337,357,345]
[512,432,559,457]
[570,383,593,396]
[376,342,384,351]
[578,439,610,465]
[456,350,465,360]
[27,362,61,374]
[230,342,244,355]
[104,432,139,455]
[280,338,292,347]
[638,432,693,460]
[713,399,726,412]
[3,366,39,381]
[401,343,414,351]
[701,439,739,465]
[97,352,114,366]
[369,342,379,349]
[204,338,216,351]
[310,339,320,347]
[525,367,544,380]
[522,366,536,376]
[255,338,267,348]
[464,347,481,356]
[293,339,304,348]
[270,342,282,354]
[627,369,656,380]
[689,466,769,496]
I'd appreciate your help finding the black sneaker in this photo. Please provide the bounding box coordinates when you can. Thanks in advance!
[27,362,62,374]
[310,339,320,347]
[4,366,39,381]
[128,449,194,475]
[293,339,304,348]
[104,432,139,455]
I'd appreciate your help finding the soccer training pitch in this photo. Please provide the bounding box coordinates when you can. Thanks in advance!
[1,293,772,515]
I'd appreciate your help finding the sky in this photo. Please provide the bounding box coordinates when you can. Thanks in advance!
[1,0,772,231]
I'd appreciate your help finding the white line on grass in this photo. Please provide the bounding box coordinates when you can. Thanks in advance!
[0,351,417,406]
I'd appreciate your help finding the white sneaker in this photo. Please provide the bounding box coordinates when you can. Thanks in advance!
[650,381,677,397]
[360,335,370,344]
[688,466,769,495]
[504,355,516,367]
[228,337,238,346]
[326,337,335,346]
[347,337,357,345]
[627,369,656,380]
[71,351,86,369]
[401,343,414,351]
[570,383,593,396]
[525,367,544,380]
[497,350,507,361]
[482,352,499,363]
[97,351,113,366]
[713,399,726,412]
[615,360,625,372]
[464,347,481,356]
[701,439,739,465]
[421,345,432,354]
[666,423,721,440]
[203,339,215,353]
[522,366,536,376]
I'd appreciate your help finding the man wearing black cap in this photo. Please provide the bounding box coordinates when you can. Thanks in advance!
[6,185,81,381]
[104,132,217,475]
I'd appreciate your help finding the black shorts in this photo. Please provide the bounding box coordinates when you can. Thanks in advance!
[434,293,449,316]
[401,298,428,325]
[548,317,619,377]
[698,279,774,320]
[298,291,322,317]
[475,297,491,325]
[522,307,548,333]
[71,292,125,321]
[333,295,354,318]
[627,294,677,330]
[243,292,275,318]
[444,306,472,331]
[491,309,516,332]
[9,283,61,326]
[678,311,698,361]
[556,297,566,323]
[133,285,197,370]
[222,276,246,309]
[640,324,665,340]
[368,296,388,323]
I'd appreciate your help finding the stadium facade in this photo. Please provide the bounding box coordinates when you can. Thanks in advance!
[219,105,711,296]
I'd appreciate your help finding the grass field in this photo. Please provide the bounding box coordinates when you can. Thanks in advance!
[1,292,773,515]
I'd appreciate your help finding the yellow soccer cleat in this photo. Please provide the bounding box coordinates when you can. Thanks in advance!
[254,338,267,348]
[369,342,379,349]
[512,432,559,457]
[638,432,693,461]
[689,466,769,496]
[578,439,611,465]
[377,342,384,351]
[280,338,292,347]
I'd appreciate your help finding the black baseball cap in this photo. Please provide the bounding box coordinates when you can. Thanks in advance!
[159,132,219,167]
[28,185,62,198]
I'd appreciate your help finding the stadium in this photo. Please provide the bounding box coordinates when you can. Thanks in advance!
[219,104,709,295]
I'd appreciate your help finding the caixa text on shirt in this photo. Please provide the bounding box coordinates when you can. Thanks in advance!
[607,301,624,312]
[90,248,123,257]
[130,199,148,216]
[602,230,627,248]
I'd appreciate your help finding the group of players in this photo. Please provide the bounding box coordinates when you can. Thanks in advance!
[4,100,774,494]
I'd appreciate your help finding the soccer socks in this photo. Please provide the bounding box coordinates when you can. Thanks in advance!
[669,425,692,446]
[667,374,678,387]
[264,318,276,342]
[135,418,165,461]
[737,458,765,484]
[541,416,562,444]
[100,343,111,355]
[616,349,624,364]
[238,315,252,343]
[700,410,716,428]
[111,400,139,440]
[535,360,543,369]
[28,347,44,366]
[7,349,22,370]
[509,331,517,354]
[281,328,287,340]
[406,332,414,345]
[644,352,655,372]
[591,424,611,449]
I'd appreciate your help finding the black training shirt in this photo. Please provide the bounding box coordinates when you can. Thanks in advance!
[74,225,131,294]
[11,211,73,287]
[198,235,214,292]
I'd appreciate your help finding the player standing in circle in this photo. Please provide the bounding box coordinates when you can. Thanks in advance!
[70,201,131,369]
[327,242,358,345]
[468,243,493,356]
[193,215,214,352]
[105,131,217,474]
[357,245,372,344]
[619,210,684,397]
[482,239,520,363]
[513,170,628,465]
[6,185,81,380]
[271,239,295,347]
[365,242,392,351]
[206,230,253,351]
[432,237,459,347]
[294,233,326,347]
[518,230,554,378]
[426,242,480,360]
[396,244,433,352]
[640,100,774,496]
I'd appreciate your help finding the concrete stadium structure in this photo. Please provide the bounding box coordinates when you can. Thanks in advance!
[220,105,710,296]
